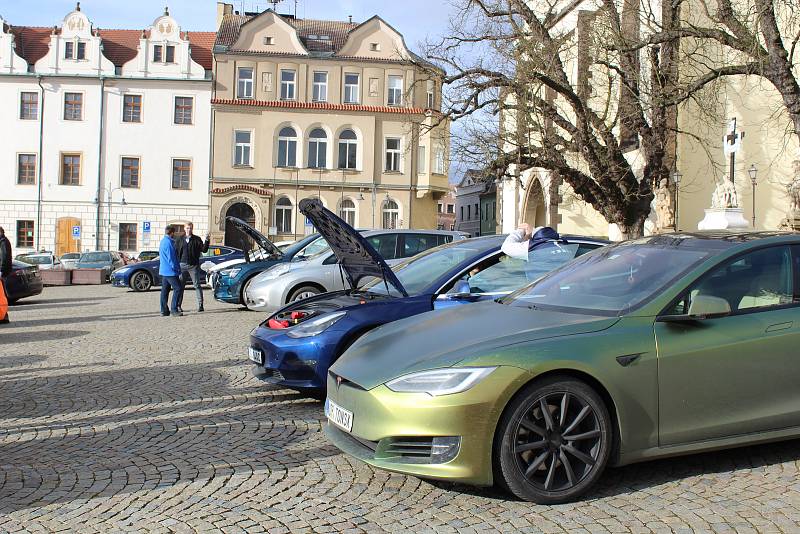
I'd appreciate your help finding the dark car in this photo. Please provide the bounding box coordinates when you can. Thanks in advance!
[76,251,127,280]
[247,198,607,394]
[5,260,43,303]
[110,245,243,292]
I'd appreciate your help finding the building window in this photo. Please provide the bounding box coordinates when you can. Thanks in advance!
[339,198,356,226]
[447,203,454,214]
[370,42,380,51]
[166,45,175,63]
[382,199,399,229]
[275,197,292,233]
[437,203,443,213]
[118,223,137,251]
[234,130,252,166]
[16,220,34,248]
[20,92,38,120]
[467,204,471,219]
[308,128,327,168]
[263,36,274,45]
[64,41,86,60]
[344,73,359,104]
[123,94,142,123]
[492,201,496,221]
[172,159,191,189]
[17,154,36,185]
[65,41,73,59]
[237,67,254,99]
[312,71,328,102]
[417,145,426,174]
[387,75,403,106]
[338,129,358,169]
[434,145,446,174]
[153,45,163,62]
[60,153,81,185]
[277,126,297,167]
[475,203,479,220]
[121,157,140,188]
[460,206,464,220]
[174,96,193,124]
[64,92,83,121]
[385,137,401,172]
[427,79,435,109]
[280,69,296,100]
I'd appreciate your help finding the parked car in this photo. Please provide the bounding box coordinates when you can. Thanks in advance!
[18,252,61,270]
[59,252,81,270]
[323,231,800,504]
[244,229,468,312]
[111,245,243,292]
[76,251,126,280]
[136,250,159,262]
[248,198,605,395]
[211,217,328,306]
[14,253,33,261]
[5,260,43,303]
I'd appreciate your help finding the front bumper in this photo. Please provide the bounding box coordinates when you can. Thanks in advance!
[249,329,342,389]
[110,274,129,287]
[243,282,283,313]
[213,276,241,303]
[323,366,530,486]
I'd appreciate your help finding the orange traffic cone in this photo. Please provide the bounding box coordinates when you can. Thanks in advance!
[0,278,9,324]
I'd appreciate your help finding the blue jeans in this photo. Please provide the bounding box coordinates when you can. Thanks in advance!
[160,275,183,315]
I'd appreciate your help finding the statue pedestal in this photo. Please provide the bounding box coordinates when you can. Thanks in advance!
[697,208,750,230]
[779,211,800,231]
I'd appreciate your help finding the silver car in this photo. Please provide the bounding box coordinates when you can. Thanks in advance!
[243,229,467,312]
[59,252,81,270]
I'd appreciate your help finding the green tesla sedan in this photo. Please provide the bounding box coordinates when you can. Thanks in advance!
[324,232,800,503]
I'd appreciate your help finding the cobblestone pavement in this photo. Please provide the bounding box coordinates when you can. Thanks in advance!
[1,286,800,533]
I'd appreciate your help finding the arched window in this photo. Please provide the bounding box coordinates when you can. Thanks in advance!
[308,128,327,169]
[338,129,358,170]
[277,126,297,167]
[275,197,293,233]
[339,198,356,226]
[382,199,399,229]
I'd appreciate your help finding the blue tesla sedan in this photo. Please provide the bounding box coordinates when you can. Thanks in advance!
[110,245,243,291]
[247,198,606,396]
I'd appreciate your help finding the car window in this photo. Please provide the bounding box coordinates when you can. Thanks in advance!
[437,234,453,246]
[367,234,398,260]
[81,252,111,262]
[402,234,438,258]
[323,254,338,265]
[202,247,228,258]
[670,245,795,315]
[297,238,331,259]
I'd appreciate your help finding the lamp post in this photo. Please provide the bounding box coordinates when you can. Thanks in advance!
[672,169,682,232]
[748,164,758,228]
[95,187,127,251]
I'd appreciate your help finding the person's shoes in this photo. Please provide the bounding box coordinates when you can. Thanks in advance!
[161,313,170,317]
[177,307,184,313]
[198,305,204,312]
[171,312,184,317]
[0,317,9,324]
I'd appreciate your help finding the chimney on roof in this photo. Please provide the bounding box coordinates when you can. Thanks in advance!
[76,2,81,11]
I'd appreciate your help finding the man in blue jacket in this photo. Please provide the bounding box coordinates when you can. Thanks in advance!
[158,225,183,317]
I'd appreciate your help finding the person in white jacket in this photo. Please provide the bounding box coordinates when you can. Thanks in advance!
[502,223,541,261]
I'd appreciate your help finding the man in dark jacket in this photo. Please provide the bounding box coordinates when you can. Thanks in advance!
[0,227,13,324]
[175,222,210,312]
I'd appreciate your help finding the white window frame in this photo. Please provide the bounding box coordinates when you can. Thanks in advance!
[344,73,360,104]
[339,198,356,226]
[122,93,143,123]
[16,153,37,185]
[307,128,328,169]
[237,67,254,99]
[312,71,328,102]
[434,144,446,174]
[387,75,403,106]
[426,79,435,109]
[385,137,402,172]
[277,127,298,167]
[275,197,293,233]
[19,91,39,121]
[174,95,194,125]
[417,145,427,174]
[280,69,296,101]
[64,39,86,60]
[63,91,83,121]
[382,199,400,229]
[234,129,254,167]
[337,130,358,170]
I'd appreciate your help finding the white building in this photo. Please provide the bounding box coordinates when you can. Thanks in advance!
[0,5,214,256]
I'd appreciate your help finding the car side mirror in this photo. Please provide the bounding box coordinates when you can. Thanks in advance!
[658,295,731,323]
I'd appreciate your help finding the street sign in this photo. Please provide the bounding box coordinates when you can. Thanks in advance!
[143,221,151,233]
[72,225,81,238]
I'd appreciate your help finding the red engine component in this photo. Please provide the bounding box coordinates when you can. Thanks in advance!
[268,318,290,329]
[291,311,308,320]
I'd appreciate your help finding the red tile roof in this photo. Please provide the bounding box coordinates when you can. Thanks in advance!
[212,98,428,115]
[7,26,214,70]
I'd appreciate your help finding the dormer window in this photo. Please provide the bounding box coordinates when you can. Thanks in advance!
[153,44,175,63]
[64,41,86,60]
[263,36,274,45]
[370,43,380,52]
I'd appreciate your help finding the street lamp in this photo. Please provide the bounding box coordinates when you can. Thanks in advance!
[672,169,682,232]
[748,164,758,228]
[95,187,127,251]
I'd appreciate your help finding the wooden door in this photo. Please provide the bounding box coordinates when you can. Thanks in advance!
[56,217,81,256]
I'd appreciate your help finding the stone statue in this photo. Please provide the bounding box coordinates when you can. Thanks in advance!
[787,160,800,214]
[711,178,740,209]
[654,178,674,231]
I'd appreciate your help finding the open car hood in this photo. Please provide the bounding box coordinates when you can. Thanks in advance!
[299,198,408,297]
[226,216,283,258]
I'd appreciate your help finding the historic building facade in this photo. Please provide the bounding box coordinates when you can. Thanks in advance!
[0,5,213,255]
[209,4,450,245]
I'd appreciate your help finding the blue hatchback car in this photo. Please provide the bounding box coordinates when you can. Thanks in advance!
[248,198,607,395]
[212,216,327,305]
[111,245,243,291]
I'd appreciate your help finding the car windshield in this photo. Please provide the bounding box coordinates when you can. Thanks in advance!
[501,237,720,316]
[361,237,502,297]
[80,252,110,263]
[22,255,52,265]
[62,253,81,260]
[293,238,331,261]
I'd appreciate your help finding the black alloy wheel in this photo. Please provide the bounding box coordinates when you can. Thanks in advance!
[130,271,153,292]
[496,377,611,504]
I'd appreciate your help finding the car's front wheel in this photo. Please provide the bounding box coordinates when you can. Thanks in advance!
[130,271,153,292]
[495,377,612,504]
[288,285,321,303]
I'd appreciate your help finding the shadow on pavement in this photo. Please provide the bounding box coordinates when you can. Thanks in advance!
[11,296,110,306]
[7,313,168,328]
[0,330,90,344]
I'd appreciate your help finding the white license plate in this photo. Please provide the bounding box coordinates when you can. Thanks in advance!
[248,346,264,364]
[326,399,353,432]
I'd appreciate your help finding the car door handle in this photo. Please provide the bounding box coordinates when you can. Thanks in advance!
[765,321,793,333]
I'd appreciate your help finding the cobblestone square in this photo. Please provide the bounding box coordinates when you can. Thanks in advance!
[1,286,800,533]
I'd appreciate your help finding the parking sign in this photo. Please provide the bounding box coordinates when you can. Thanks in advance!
[143,221,151,233]
[72,225,81,238]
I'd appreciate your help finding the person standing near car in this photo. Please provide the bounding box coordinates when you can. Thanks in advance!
[158,225,183,317]
[0,227,11,324]
[175,222,210,312]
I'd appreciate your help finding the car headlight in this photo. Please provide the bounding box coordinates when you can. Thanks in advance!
[286,311,346,338]
[115,267,131,275]
[200,261,214,272]
[385,367,497,396]
[260,263,291,281]
[221,267,242,278]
